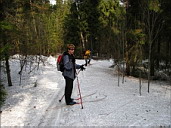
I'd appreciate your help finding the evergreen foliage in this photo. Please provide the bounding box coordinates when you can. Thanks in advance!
[0,0,171,92]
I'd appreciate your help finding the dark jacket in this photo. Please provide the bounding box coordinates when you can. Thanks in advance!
[62,52,81,80]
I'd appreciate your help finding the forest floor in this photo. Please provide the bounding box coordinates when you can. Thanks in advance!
[1,55,171,126]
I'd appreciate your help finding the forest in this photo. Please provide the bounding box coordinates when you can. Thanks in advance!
[0,0,171,105]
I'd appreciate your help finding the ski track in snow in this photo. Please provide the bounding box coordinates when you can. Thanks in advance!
[1,56,171,126]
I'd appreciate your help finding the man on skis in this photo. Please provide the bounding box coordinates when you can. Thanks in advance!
[62,44,85,105]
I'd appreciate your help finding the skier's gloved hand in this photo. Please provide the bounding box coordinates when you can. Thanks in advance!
[80,65,86,71]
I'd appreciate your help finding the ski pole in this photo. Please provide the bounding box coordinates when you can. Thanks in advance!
[59,94,64,102]
[77,69,81,74]
[76,75,83,109]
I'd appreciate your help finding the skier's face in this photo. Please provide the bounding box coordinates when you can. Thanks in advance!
[68,48,75,55]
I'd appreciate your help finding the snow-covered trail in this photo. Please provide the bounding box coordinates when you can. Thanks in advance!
[39,59,171,126]
[1,57,171,126]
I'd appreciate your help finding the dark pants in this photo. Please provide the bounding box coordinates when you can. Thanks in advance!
[64,76,74,104]
[85,57,91,66]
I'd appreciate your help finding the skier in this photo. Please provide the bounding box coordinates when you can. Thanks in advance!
[83,49,91,66]
[62,44,85,105]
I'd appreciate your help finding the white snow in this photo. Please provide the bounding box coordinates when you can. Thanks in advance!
[1,56,171,126]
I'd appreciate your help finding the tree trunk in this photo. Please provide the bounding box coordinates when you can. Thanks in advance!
[80,32,85,50]
[148,42,152,93]
[150,57,154,76]
[0,58,1,85]
[126,62,130,76]
[169,41,171,75]
[125,44,130,76]
[5,54,12,86]
[156,39,160,70]
[166,39,170,72]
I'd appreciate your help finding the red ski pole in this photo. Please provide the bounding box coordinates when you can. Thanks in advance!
[76,74,83,109]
